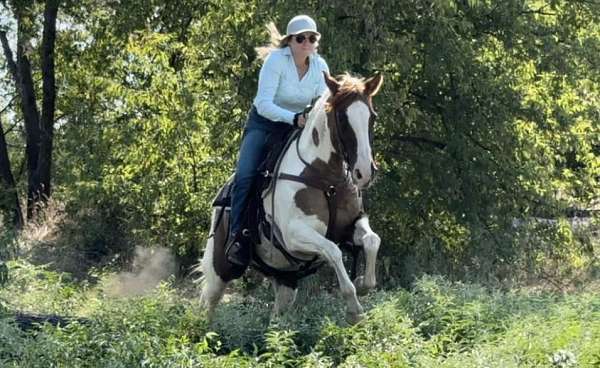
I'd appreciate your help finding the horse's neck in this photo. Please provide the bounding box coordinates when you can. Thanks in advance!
[295,99,346,181]
[298,111,326,161]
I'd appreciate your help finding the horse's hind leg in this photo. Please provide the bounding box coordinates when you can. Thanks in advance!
[271,278,298,316]
[352,215,381,296]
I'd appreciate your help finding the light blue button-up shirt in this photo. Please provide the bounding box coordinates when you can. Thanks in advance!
[253,46,329,124]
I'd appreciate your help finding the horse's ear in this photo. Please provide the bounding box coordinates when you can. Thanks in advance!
[364,73,383,97]
[323,71,339,95]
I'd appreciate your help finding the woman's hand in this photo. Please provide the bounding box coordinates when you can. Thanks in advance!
[297,115,306,128]
[293,112,307,128]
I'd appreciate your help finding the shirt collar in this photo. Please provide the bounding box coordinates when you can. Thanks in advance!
[281,46,316,60]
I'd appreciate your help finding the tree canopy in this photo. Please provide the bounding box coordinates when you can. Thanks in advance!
[0,0,598,282]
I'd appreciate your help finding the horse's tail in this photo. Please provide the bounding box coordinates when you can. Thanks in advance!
[199,205,222,276]
[192,205,219,283]
[198,205,229,315]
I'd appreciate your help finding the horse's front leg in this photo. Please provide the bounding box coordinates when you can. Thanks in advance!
[352,215,381,296]
[271,278,298,316]
[286,220,364,324]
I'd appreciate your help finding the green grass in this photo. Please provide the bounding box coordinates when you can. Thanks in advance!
[1,260,599,367]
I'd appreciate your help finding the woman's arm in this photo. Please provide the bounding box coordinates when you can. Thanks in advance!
[254,52,296,124]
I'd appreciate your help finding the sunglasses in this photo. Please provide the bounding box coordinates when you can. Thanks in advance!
[294,34,318,44]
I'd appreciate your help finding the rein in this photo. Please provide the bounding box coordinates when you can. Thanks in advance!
[294,109,351,176]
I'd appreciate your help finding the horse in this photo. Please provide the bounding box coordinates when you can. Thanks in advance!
[199,72,383,324]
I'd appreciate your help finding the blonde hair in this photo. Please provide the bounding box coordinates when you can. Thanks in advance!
[255,21,319,61]
[255,22,290,61]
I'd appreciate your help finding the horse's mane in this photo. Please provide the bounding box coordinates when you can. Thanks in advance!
[326,74,368,112]
[307,74,368,125]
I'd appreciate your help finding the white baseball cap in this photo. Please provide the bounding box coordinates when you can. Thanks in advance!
[286,15,320,37]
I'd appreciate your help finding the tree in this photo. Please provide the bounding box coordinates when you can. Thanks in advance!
[0,0,60,220]
[1,0,594,281]
[0,114,22,228]
[272,0,599,282]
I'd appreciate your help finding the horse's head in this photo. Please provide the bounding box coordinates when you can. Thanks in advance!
[323,72,383,189]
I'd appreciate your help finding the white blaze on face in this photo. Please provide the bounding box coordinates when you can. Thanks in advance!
[346,101,373,188]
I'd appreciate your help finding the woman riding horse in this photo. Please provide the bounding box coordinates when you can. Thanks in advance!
[226,15,330,268]
[200,71,383,323]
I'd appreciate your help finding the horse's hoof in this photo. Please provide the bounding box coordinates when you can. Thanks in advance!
[346,311,364,325]
[353,276,371,296]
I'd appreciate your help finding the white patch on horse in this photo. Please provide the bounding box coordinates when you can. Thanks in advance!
[296,91,333,166]
[263,93,333,243]
[346,101,373,188]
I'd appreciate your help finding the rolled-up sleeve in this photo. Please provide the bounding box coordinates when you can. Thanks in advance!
[254,53,296,124]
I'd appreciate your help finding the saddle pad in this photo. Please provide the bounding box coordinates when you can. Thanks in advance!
[212,175,234,207]
[258,127,295,177]
[260,128,301,196]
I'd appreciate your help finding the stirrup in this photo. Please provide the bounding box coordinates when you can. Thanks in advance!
[225,229,251,267]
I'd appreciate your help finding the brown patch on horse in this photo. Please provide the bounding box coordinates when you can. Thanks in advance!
[312,128,319,146]
[293,163,363,243]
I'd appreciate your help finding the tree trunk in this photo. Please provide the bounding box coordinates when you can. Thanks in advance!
[37,0,60,202]
[0,25,40,221]
[16,29,42,218]
[0,118,23,229]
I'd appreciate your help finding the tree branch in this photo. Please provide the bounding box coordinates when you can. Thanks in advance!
[2,115,22,135]
[393,135,447,150]
[520,4,557,17]
[0,93,18,115]
[0,30,18,83]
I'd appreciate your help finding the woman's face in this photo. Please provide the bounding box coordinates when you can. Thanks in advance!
[289,32,318,59]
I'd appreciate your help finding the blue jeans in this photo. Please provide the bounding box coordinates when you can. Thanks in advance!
[229,127,270,235]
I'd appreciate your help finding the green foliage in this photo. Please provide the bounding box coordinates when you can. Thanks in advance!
[2,262,599,367]
[407,275,508,352]
[49,0,598,282]
[0,229,18,288]
[258,329,301,367]
[317,294,421,366]
[51,0,269,268]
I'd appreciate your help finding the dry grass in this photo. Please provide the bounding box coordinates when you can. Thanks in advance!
[13,199,117,281]
[19,199,65,252]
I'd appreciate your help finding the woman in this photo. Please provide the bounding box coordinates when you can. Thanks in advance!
[226,15,330,267]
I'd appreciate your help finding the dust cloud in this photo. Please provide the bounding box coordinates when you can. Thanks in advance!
[106,246,176,297]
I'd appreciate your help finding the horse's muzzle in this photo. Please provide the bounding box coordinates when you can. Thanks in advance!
[353,159,379,189]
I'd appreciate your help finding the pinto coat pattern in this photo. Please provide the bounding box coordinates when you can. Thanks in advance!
[199,73,383,324]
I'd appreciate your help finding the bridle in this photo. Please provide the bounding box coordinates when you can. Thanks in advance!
[295,95,376,182]
[331,109,352,168]
[295,109,350,177]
